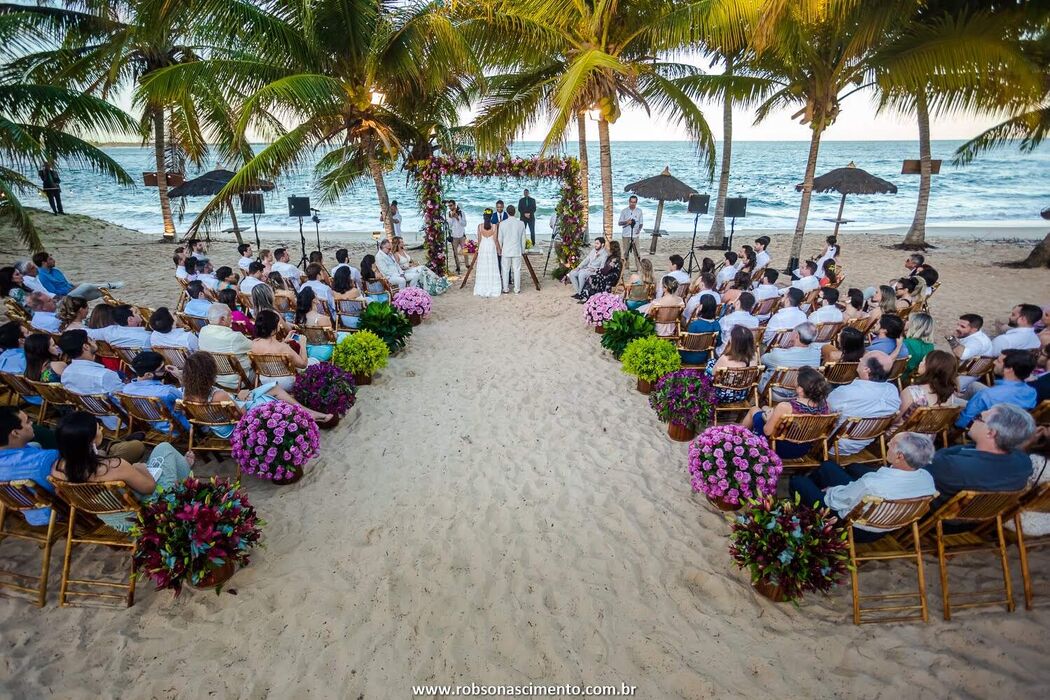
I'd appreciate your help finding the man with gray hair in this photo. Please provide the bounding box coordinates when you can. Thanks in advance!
[790,432,938,542]
[25,292,60,332]
[198,303,254,389]
[826,350,902,455]
[758,321,822,401]
[926,403,1035,510]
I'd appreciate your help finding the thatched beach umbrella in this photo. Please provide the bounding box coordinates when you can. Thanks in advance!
[797,161,897,237]
[624,166,697,253]
[170,169,275,245]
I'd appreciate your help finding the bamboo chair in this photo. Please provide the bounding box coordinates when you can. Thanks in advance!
[800,288,820,312]
[813,321,844,345]
[312,298,332,318]
[299,324,337,348]
[916,489,1028,620]
[0,371,40,411]
[891,405,962,448]
[175,399,241,469]
[26,380,77,426]
[749,325,766,351]
[767,412,841,473]
[830,415,896,467]
[752,296,780,318]
[98,288,121,306]
[845,495,934,624]
[766,328,793,350]
[114,393,186,445]
[135,306,154,327]
[273,293,297,317]
[717,301,735,318]
[712,365,764,424]
[70,393,124,442]
[844,315,876,336]
[235,291,253,313]
[176,277,189,292]
[888,357,910,389]
[959,356,997,386]
[206,351,252,390]
[623,282,655,306]
[821,361,859,386]
[763,366,804,405]
[1031,400,1050,427]
[93,339,121,369]
[112,345,142,370]
[676,332,718,369]
[3,298,29,322]
[921,282,940,312]
[177,312,209,333]
[0,480,63,607]
[154,345,191,370]
[749,267,766,284]
[1007,481,1050,609]
[363,279,394,302]
[335,299,367,332]
[248,352,298,387]
[828,270,846,289]
[175,290,188,313]
[48,478,140,608]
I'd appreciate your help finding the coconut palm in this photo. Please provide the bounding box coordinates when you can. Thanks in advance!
[461,0,725,240]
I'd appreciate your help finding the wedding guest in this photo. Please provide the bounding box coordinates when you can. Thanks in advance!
[827,351,902,456]
[148,307,199,351]
[216,288,254,336]
[214,266,238,292]
[716,251,741,288]
[888,350,963,435]
[680,296,721,365]
[184,280,213,317]
[841,288,868,323]
[239,261,267,294]
[718,292,758,353]
[120,351,188,431]
[197,304,253,389]
[645,276,685,333]
[331,248,362,287]
[655,255,689,299]
[867,314,909,360]
[58,329,124,431]
[992,303,1042,353]
[894,277,918,312]
[956,349,1038,428]
[253,278,294,326]
[763,287,807,344]
[759,322,821,401]
[0,407,60,526]
[790,432,936,542]
[271,248,303,290]
[268,271,297,303]
[821,326,866,365]
[720,270,753,308]
[867,285,897,326]
[947,313,994,364]
[0,322,26,374]
[787,260,819,294]
[31,252,122,298]
[361,255,390,302]
[173,248,188,281]
[251,310,312,391]
[302,263,336,317]
[194,258,219,290]
[258,248,275,275]
[13,260,53,298]
[820,261,841,288]
[89,304,152,350]
[814,235,839,276]
[682,273,720,323]
[625,259,655,310]
[26,292,60,333]
[926,403,1035,511]
[754,236,771,270]
[807,286,843,325]
[376,238,408,291]
[569,238,608,298]
[743,366,831,458]
[24,333,65,382]
[579,241,623,300]
[0,265,33,307]
[708,325,758,403]
[332,266,365,329]
[237,243,254,272]
[902,312,935,374]
[753,268,781,302]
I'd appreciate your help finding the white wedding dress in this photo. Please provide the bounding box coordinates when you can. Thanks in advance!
[473,232,502,298]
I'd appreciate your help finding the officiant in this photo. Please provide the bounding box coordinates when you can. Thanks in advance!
[518,189,537,245]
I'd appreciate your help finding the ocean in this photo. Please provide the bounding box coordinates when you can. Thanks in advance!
[44,140,1048,240]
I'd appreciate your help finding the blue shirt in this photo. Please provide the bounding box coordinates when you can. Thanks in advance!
[680,318,721,365]
[184,298,213,317]
[867,337,909,359]
[37,266,73,296]
[120,379,188,431]
[956,379,1039,428]
[0,447,60,525]
[0,348,26,374]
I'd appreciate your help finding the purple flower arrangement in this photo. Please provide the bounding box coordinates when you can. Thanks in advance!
[231,402,320,482]
[688,424,783,507]
[582,292,627,327]
[292,362,356,417]
[132,476,264,596]
[649,369,717,428]
[392,287,433,318]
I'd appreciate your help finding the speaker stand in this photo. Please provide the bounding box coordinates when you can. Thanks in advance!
[726,216,737,254]
[251,213,260,250]
[685,212,703,274]
[296,216,309,270]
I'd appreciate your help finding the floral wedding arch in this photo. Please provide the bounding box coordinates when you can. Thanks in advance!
[409,155,587,275]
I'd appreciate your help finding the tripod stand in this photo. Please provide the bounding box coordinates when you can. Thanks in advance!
[685,211,704,274]
[295,216,309,270]
[543,228,562,277]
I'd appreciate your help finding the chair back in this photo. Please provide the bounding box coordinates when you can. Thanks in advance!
[177,313,209,333]
[114,393,179,426]
[712,365,763,393]
[1032,400,1050,427]
[752,296,780,317]
[135,306,154,327]
[364,279,393,301]
[4,298,29,321]
[299,325,336,346]
[801,288,820,310]
[750,267,766,283]
[0,479,58,512]
[717,301,735,318]
[206,351,251,389]
[925,489,1027,525]
[312,298,332,316]
[822,361,859,385]
[26,379,76,408]
[959,356,996,381]
[677,332,718,357]
[765,366,802,400]
[814,321,843,344]
[846,496,933,530]
[176,277,189,291]
[844,315,875,335]
[48,478,140,516]
[767,329,793,349]
[248,352,297,379]
[99,288,121,306]
[1019,481,1050,514]
[154,345,191,370]
[0,371,39,401]
[749,325,765,349]
[235,291,253,312]
[834,415,895,444]
[93,339,120,364]
[73,392,119,419]
[896,405,962,437]
[273,294,297,315]
[828,270,845,289]
[649,306,681,340]
[625,283,654,303]
[112,346,142,368]
[770,412,840,444]
[887,357,909,384]
[176,399,241,426]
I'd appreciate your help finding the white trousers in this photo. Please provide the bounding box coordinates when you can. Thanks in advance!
[388,275,408,291]
[501,255,522,293]
[568,267,594,294]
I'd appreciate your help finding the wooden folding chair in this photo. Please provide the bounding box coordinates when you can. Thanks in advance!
[235,291,253,313]
[114,393,186,445]
[843,315,876,336]
[4,298,29,322]
[921,282,940,312]
[767,412,841,473]
[888,356,909,389]
[26,379,77,426]
[70,393,124,442]
[845,495,934,624]
[312,298,332,317]
[1004,481,1050,609]
[763,366,802,404]
[111,345,142,371]
[959,356,997,386]
[205,351,252,390]
[648,306,681,342]
[0,479,63,607]
[821,361,859,386]
[676,332,718,369]
[800,288,820,312]
[712,365,764,424]
[891,405,962,448]
[752,296,780,318]
[623,282,655,306]
[750,267,766,284]
[135,306,154,327]
[299,324,337,349]
[248,353,298,387]
[177,312,209,333]
[749,325,766,350]
[98,288,121,306]
[1032,400,1050,427]
[154,345,191,370]
[830,415,895,467]
[335,298,367,331]
[175,399,241,464]
[364,279,393,302]
[766,328,793,350]
[273,293,297,317]
[813,321,843,344]
[0,371,41,411]
[916,489,1028,620]
[93,339,121,369]
[47,478,141,608]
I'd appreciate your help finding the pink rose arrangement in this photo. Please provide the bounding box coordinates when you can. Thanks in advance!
[231,402,320,482]
[392,287,433,318]
[688,424,783,507]
[462,239,478,255]
[582,292,627,327]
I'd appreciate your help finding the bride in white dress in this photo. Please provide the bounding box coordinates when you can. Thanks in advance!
[473,215,502,298]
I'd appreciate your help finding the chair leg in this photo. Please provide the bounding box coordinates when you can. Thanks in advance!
[912,521,928,623]
[35,510,58,608]
[936,520,950,621]
[1015,513,1033,610]
[126,542,137,607]
[848,531,861,625]
[58,507,76,607]
[995,515,1015,613]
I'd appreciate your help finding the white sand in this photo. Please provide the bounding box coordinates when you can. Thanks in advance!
[0,210,1048,697]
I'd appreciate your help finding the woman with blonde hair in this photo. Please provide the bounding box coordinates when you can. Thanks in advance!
[626,259,655,310]
[56,296,88,331]
[867,284,897,326]
[902,312,935,374]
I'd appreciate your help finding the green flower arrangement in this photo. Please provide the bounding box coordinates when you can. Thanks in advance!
[551,264,569,281]
[601,310,655,359]
[357,301,413,352]
[332,330,389,378]
[620,336,681,382]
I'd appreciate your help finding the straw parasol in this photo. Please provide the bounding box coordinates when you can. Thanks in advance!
[170,169,275,246]
[624,166,697,253]
[797,161,897,236]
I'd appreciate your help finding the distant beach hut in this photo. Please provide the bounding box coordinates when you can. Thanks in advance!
[799,161,897,237]
[169,169,275,245]
[624,166,697,253]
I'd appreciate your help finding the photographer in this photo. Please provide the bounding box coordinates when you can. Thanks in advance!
[618,195,644,271]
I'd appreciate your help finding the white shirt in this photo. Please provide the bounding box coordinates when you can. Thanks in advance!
[618,206,644,238]
[655,270,690,299]
[237,256,254,271]
[448,211,467,237]
[62,358,123,430]
[184,298,213,317]
[376,252,404,283]
[808,304,843,325]
[30,311,61,333]
[150,329,199,352]
[823,467,936,532]
[302,280,336,315]
[197,273,220,291]
[958,330,994,360]
[87,324,152,349]
[991,326,1041,354]
[789,275,820,294]
[755,250,770,270]
[718,310,759,352]
[683,290,720,323]
[390,210,402,235]
[198,324,253,389]
[827,380,901,455]
[759,345,822,399]
[240,276,265,294]
[716,263,740,288]
[331,263,362,288]
[814,246,838,276]
[576,249,608,272]
[175,266,188,281]
[272,261,303,289]
[753,283,780,302]
[763,306,808,343]
[22,275,54,298]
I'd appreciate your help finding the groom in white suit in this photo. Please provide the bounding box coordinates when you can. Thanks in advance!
[499,205,527,294]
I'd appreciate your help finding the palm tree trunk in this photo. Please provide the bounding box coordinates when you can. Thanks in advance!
[707,54,733,247]
[152,108,176,240]
[788,126,823,273]
[227,200,244,245]
[368,150,393,239]
[902,92,932,249]
[597,117,613,242]
[577,114,590,235]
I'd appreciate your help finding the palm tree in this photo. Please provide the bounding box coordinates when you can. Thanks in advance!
[2,0,296,240]
[141,0,475,238]
[461,0,723,240]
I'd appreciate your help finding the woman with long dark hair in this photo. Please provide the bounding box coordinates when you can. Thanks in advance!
[24,333,65,382]
[822,326,866,365]
[579,241,623,300]
[889,349,963,436]
[708,325,758,403]
[360,254,390,302]
[0,266,32,306]
[742,366,832,459]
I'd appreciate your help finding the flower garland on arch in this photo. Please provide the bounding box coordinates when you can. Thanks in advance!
[409,155,587,275]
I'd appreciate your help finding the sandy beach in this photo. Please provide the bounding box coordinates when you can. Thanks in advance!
[0,209,1048,698]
